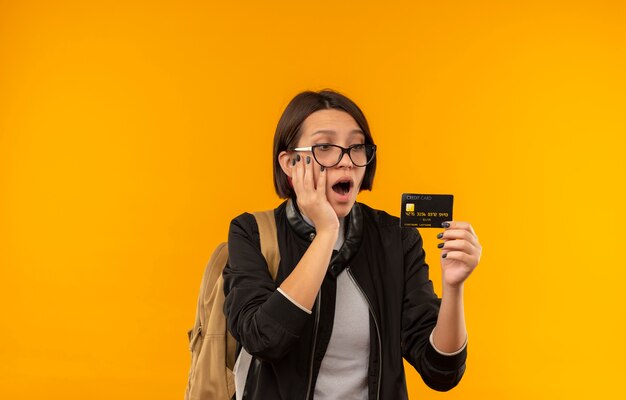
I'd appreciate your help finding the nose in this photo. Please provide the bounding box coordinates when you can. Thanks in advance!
[336,148,354,168]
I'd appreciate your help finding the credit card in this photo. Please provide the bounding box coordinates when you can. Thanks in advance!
[400,194,454,228]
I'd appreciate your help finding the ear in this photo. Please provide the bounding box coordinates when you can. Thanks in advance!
[278,151,294,178]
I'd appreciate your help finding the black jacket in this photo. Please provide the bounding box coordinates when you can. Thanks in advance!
[223,199,466,399]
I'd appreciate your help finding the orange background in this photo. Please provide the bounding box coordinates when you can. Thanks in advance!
[1,1,625,399]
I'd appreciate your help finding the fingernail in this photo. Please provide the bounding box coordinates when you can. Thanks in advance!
[442,253,447,259]
[437,232,443,239]
[442,222,450,228]
[321,166,325,172]
[437,243,444,249]
[306,156,311,164]
[296,154,301,162]
[292,158,296,166]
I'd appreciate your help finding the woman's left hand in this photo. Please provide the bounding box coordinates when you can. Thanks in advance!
[438,221,482,288]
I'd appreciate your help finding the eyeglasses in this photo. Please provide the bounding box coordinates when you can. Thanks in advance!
[291,144,376,168]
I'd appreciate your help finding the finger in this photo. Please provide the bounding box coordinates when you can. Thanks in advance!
[303,155,314,191]
[441,250,478,268]
[444,221,478,239]
[438,238,476,255]
[316,164,327,196]
[439,229,478,246]
[291,154,305,199]
[292,154,305,195]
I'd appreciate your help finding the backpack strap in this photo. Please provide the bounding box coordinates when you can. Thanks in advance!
[252,210,280,280]
[193,242,228,336]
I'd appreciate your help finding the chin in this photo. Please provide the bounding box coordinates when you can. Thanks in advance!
[331,201,356,219]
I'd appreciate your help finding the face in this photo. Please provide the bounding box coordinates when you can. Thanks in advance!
[281,109,367,218]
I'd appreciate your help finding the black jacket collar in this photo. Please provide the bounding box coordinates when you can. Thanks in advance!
[285,198,363,278]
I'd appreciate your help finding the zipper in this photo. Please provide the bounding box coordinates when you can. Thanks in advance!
[304,291,321,400]
[347,267,382,400]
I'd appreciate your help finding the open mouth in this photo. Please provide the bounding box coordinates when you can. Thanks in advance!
[332,178,353,196]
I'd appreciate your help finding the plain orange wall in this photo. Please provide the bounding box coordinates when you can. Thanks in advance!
[1,1,625,399]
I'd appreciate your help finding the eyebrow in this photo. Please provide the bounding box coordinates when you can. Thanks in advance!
[311,129,365,136]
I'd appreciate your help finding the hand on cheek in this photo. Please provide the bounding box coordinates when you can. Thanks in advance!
[290,154,338,233]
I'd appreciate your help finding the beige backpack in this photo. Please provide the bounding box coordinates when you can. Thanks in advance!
[185,210,280,400]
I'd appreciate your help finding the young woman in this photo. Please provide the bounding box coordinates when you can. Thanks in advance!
[223,90,482,400]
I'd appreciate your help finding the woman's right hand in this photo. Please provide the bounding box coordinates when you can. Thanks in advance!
[280,154,339,310]
[291,154,339,234]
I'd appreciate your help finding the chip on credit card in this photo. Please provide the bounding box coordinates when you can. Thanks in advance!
[400,194,454,228]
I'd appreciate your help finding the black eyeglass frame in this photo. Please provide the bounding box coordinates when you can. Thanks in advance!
[290,144,377,168]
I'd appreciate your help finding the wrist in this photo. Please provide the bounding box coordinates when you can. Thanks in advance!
[315,226,339,240]
[442,282,464,297]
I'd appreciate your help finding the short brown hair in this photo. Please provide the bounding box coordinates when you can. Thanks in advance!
[273,89,377,199]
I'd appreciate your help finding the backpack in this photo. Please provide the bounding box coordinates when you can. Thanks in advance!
[185,210,280,400]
